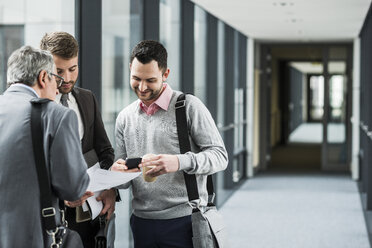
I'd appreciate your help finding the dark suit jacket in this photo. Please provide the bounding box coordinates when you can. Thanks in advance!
[72,87,114,169]
[66,87,116,247]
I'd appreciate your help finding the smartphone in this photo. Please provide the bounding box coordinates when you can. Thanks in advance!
[125,157,142,169]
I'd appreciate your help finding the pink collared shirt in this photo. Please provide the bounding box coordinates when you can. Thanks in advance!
[139,83,173,115]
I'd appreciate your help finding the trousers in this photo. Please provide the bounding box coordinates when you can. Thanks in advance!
[130,214,193,248]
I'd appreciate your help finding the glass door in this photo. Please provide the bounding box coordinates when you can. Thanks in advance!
[322,46,350,170]
[308,75,324,122]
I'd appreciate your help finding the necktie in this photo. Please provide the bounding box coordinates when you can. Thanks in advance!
[60,94,69,108]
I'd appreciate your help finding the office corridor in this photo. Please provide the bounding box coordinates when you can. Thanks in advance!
[220,172,369,248]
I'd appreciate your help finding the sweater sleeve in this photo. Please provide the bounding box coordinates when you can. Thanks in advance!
[176,95,228,175]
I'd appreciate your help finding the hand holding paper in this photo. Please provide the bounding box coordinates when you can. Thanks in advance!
[96,189,116,220]
[87,163,141,192]
[86,163,142,219]
[65,191,94,208]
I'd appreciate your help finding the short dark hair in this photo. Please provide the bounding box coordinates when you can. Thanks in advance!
[130,40,167,72]
[40,32,79,59]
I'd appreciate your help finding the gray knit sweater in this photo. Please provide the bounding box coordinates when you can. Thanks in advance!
[115,90,228,219]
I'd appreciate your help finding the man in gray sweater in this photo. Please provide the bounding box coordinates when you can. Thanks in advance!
[112,40,228,247]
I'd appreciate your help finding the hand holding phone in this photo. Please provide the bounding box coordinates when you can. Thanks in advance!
[125,157,142,169]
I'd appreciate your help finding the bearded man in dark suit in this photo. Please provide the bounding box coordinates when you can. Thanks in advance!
[40,32,117,248]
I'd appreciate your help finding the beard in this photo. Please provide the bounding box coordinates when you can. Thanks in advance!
[135,86,163,102]
[59,80,77,94]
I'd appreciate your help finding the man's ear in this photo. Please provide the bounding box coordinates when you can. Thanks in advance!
[37,70,48,89]
[162,68,170,81]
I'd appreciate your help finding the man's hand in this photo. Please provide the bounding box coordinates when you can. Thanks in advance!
[139,154,179,177]
[110,158,141,172]
[96,189,116,220]
[65,191,94,208]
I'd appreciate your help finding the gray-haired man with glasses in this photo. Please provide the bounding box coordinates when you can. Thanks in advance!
[0,45,90,247]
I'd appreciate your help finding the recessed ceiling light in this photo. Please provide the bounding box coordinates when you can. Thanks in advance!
[285,18,303,23]
[272,2,294,7]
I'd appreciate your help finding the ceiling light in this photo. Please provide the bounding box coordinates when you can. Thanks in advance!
[272,2,294,7]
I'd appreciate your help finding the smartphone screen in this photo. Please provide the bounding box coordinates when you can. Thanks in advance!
[125,157,142,169]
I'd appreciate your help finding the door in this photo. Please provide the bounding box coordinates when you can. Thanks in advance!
[322,46,352,170]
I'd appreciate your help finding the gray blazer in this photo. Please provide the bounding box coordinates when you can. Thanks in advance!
[0,85,90,247]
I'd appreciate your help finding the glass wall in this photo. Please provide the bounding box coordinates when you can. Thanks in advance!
[102,0,143,247]
[325,47,349,167]
[159,0,181,91]
[233,31,246,183]
[193,5,207,103]
[217,20,226,130]
[0,0,75,93]
[0,1,251,246]
[309,75,325,121]
[216,20,226,206]
[0,25,24,93]
[102,0,142,141]
[327,61,347,143]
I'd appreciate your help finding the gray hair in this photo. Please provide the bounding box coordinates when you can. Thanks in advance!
[7,45,54,87]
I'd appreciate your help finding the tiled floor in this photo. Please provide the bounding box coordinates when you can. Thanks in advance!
[220,172,369,248]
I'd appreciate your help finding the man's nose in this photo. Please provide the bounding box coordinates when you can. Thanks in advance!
[62,72,71,82]
[138,81,147,91]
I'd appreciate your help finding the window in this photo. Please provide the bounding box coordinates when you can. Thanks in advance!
[0,0,74,93]
[0,25,24,93]
[102,0,143,143]
[217,20,225,129]
[194,5,207,103]
[102,0,143,246]
[160,0,181,90]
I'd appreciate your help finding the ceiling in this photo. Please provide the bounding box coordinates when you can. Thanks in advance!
[191,0,371,42]
[290,61,346,73]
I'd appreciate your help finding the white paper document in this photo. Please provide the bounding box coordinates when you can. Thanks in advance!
[85,163,141,219]
[86,191,103,220]
[87,163,141,192]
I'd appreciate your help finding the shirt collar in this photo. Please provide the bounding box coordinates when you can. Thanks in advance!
[139,83,173,112]
[55,92,71,104]
[9,83,39,97]
[154,83,173,111]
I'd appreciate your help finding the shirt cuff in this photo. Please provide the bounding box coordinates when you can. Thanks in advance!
[176,154,193,171]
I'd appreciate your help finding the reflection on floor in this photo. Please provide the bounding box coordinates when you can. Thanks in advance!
[289,123,345,143]
[220,172,369,248]
[270,144,321,170]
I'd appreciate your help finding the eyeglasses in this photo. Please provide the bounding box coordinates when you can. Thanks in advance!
[49,72,64,88]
